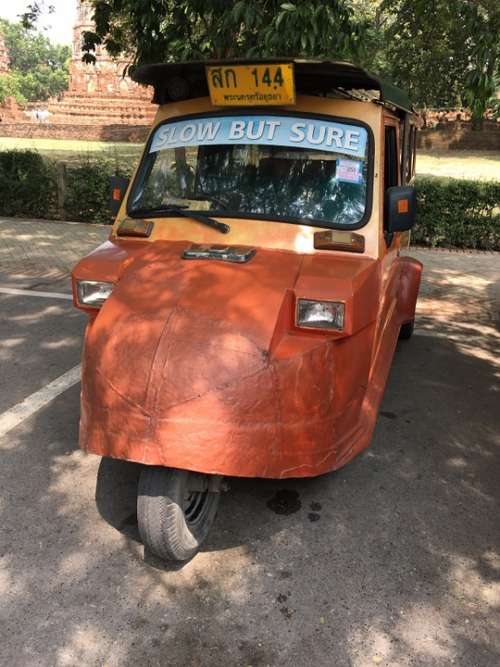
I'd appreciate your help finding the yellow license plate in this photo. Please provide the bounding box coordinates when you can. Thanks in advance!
[206,63,295,106]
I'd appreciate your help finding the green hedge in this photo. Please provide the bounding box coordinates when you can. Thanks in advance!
[63,159,128,225]
[0,150,57,218]
[0,150,499,251]
[415,177,500,251]
[0,150,131,225]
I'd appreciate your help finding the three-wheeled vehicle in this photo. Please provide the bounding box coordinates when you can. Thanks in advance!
[72,59,422,562]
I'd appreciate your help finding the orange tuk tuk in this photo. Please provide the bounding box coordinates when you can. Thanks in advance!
[72,60,422,561]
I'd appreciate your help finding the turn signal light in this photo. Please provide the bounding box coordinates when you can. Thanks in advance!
[314,230,365,253]
[117,218,154,238]
[397,199,409,214]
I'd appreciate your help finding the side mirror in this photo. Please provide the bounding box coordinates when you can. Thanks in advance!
[109,175,130,216]
[384,185,416,232]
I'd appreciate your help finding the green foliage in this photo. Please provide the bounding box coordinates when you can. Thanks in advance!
[0,18,70,102]
[379,0,499,114]
[82,0,363,66]
[258,2,361,58]
[0,150,134,224]
[0,19,69,72]
[63,159,131,225]
[414,177,500,251]
[12,0,499,123]
[79,0,499,121]
[14,0,498,122]
[19,1,55,31]
[0,151,498,251]
[0,150,57,217]
[380,0,469,108]
[462,1,500,129]
[348,1,389,74]
[0,74,27,105]
[14,66,69,102]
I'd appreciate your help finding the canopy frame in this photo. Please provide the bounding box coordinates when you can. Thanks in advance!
[132,58,413,116]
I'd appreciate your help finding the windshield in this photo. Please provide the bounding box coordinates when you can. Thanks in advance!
[128,114,371,228]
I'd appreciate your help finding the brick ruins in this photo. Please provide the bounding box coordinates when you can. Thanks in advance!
[62,0,156,128]
[0,2,498,147]
[0,0,156,140]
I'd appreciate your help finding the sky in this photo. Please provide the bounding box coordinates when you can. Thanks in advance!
[0,0,75,45]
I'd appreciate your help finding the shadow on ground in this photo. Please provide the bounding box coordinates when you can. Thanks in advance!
[0,293,84,412]
[1,312,499,665]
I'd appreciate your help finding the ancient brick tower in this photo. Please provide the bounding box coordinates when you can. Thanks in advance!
[68,0,149,99]
[39,0,156,134]
[0,2,155,137]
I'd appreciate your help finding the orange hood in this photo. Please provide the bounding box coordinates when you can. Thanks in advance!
[84,241,303,412]
[76,239,384,477]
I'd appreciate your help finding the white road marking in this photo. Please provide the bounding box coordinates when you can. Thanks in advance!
[0,365,81,438]
[0,286,73,300]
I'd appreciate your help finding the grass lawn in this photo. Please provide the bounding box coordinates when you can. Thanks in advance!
[0,136,143,165]
[417,150,500,181]
[0,137,499,180]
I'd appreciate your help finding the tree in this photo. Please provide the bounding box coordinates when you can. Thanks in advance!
[0,19,70,103]
[18,0,499,122]
[80,1,364,67]
[380,0,470,108]
[347,0,390,74]
[462,0,500,128]
[79,0,499,120]
[0,74,27,105]
[380,0,499,122]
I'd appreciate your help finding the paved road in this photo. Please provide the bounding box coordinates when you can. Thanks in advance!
[0,218,499,666]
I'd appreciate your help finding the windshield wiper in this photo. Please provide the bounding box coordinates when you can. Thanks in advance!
[167,206,230,234]
[134,205,230,234]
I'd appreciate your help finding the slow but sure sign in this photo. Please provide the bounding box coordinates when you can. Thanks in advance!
[149,115,368,158]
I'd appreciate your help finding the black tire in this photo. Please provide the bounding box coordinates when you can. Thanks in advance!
[137,467,220,562]
[399,319,415,340]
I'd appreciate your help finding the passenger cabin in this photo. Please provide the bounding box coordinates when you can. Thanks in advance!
[102,59,421,258]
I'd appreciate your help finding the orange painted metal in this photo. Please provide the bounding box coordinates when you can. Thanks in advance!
[72,94,422,479]
[73,240,421,478]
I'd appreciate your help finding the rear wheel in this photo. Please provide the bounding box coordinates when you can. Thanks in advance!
[399,319,414,340]
[137,467,220,562]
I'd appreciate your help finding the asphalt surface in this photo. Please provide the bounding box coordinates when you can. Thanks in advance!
[0,219,499,666]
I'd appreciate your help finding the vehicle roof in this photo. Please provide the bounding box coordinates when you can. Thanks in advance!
[132,58,413,115]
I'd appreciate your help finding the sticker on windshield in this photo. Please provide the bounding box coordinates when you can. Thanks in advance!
[337,159,363,184]
[149,115,367,158]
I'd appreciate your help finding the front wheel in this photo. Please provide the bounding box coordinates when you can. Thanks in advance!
[137,467,221,562]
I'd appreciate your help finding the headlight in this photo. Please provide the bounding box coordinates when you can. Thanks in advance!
[296,298,345,331]
[76,280,114,308]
